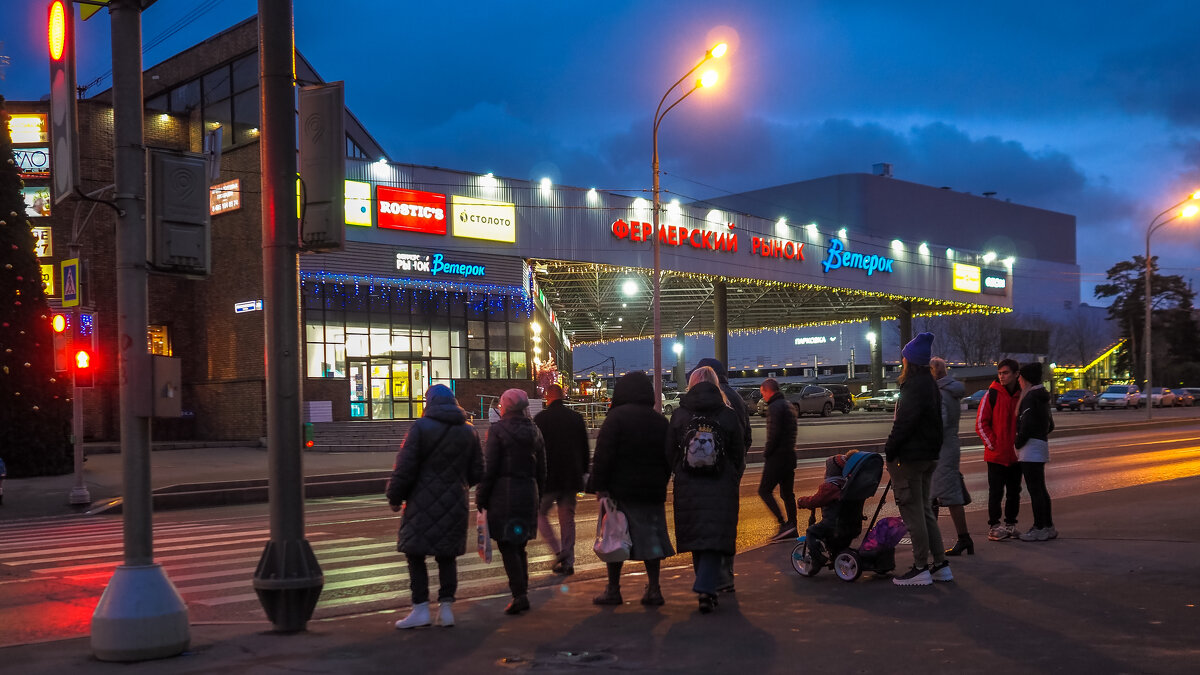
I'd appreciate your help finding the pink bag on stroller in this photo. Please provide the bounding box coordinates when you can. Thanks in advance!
[859,516,907,554]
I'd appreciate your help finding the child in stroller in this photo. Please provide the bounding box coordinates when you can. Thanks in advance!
[791,450,905,581]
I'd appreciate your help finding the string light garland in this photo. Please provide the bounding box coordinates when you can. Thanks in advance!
[299,271,534,317]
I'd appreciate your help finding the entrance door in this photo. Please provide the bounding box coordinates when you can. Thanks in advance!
[369,359,393,419]
[349,359,369,418]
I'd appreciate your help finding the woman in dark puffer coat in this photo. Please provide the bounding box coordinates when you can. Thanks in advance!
[667,366,745,614]
[387,384,484,629]
[589,371,674,607]
[477,388,546,615]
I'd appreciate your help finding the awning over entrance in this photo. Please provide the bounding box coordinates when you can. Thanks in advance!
[529,258,1008,345]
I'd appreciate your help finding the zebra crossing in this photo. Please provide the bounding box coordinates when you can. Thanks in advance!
[0,501,608,622]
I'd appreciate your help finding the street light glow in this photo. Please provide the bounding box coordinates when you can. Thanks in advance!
[700,70,719,88]
[1183,204,1199,218]
[982,251,997,264]
[711,43,728,59]
[622,279,639,297]
[673,342,684,355]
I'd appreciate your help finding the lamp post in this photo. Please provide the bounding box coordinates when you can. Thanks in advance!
[1143,191,1200,420]
[651,42,725,411]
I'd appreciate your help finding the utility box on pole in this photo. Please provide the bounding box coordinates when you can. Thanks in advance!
[298,82,345,251]
[147,148,211,276]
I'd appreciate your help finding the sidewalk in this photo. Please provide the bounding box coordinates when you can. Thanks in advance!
[2,476,1197,673]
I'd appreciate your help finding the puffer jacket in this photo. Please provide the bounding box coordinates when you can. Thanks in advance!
[590,372,671,504]
[477,412,546,543]
[762,391,797,469]
[931,375,967,504]
[386,386,484,557]
[1015,385,1055,462]
[976,379,1019,466]
[666,381,746,554]
[883,366,944,463]
[694,357,752,451]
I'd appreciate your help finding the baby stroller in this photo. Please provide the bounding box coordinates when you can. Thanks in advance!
[790,451,904,582]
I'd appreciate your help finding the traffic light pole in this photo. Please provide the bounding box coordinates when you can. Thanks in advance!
[90,0,189,661]
[251,0,324,632]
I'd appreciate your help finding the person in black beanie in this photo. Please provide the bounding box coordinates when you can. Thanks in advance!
[1015,362,1057,542]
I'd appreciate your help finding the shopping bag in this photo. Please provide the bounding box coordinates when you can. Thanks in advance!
[476,509,493,563]
[593,497,631,563]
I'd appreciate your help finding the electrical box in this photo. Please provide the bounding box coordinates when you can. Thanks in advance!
[152,355,182,418]
[298,81,346,251]
[147,148,211,276]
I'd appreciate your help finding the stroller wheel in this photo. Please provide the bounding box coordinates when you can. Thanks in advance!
[834,550,862,582]
[792,541,820,577]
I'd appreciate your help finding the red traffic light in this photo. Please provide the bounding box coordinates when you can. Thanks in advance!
[48,1,67,61]
[74,349,91,370]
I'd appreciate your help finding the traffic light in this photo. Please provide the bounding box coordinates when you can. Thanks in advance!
[303,422,315,448]
[51,313,69,373]
[48,0,79,205]
[73,348,94,388]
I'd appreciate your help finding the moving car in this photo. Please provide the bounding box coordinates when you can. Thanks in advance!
[759,384,836,417]
[861,389,900,412]
[1177,387,1200,407]
[1097,385,1140,410]
[965,389,987,410]
[822,383,854,414]
[1055,389,1097,412]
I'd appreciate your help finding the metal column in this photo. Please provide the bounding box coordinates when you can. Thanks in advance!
[713,280,728,370]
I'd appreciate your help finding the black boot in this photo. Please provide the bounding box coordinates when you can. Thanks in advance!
[592,585,623,605]
[945,535,974,557]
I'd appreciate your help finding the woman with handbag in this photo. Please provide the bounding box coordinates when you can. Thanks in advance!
[666,366,746,614]
[477,388,546,615]
[929,357,973,556]
[589,371,674,606]
[386,385,484,629]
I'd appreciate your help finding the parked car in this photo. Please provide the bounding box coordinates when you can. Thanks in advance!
[1143,387,1177,408]
[861,388,900,412]
[1177,387,1200,406]
[662,391,681,416]
[1097,385,1140,410]
[1055,389,1097,412]
[759,384,836,417]
[736,386,763,415]
[965,389,987,410]
[1175,389,1195,407]
[822,383,854,414]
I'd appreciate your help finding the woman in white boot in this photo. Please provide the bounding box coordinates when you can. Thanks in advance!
[387,384,484,629]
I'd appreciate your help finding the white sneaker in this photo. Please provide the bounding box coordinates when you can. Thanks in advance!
[436,600,455,627]
[930,561,953,582]
[394,602,431,629]
[892,566,933,586]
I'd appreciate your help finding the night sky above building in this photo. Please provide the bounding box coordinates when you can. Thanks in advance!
[2,1,1198,303]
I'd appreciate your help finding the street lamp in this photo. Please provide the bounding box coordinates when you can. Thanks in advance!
[651,40,726,411]
[1143,191,1200,420]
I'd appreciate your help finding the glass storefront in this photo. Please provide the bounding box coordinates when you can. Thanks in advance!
[303,279,530,419]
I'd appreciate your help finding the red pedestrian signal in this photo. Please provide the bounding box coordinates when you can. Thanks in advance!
[51,313,69,373]
[74,348,94,388]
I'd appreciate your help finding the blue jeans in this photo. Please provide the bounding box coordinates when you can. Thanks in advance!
[691,550,724,595]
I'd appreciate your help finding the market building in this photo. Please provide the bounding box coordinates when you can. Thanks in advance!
[11,17,1014,442]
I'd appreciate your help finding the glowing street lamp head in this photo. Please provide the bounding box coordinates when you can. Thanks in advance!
[622,279,639,297]
[1183,204,1199,219]
[699,70,719,88]
[672,342,684,355]
[710,42,728,59]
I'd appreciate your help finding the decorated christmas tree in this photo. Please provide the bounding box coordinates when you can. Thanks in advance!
[0,96,72,477]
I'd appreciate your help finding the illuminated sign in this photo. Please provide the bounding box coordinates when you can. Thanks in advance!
[751,236,804,261]
[234,300,264,313]
[8,114,49,144]
[982,269,1008,296]
[395,251,486,278]
[611,219,739,253]
[952,262,981,293]
[209,179,241,215]
[61,257,79,307]
[820,239,893,276]
[378,186,447,234]
[794,336,831,345]
[40,264,55,294]
[345,180,372,226]
[14,147,50,177]
[451,195,515,243]
[32,227,52,257]
[22,186,52,218]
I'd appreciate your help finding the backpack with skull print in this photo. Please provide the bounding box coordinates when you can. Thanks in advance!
[680,415,725,475]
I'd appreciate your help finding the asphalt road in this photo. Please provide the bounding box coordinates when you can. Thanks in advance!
[2,419,1198,647]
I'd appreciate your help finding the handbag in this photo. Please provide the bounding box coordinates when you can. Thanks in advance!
[592,497,632,563]
[476,509,493,563]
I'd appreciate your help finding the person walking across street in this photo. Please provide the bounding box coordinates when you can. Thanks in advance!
[930,357,973,556]
[976,358,1023,541]
[533,384,590,576]
[692,357,751,593]
[758,378,798,541]
[589,371,675,606]
[667,366,746,613]
[883,332,950,586]
[477,388,546,615]
[1015,362,1057,542]
[387,384,484,629]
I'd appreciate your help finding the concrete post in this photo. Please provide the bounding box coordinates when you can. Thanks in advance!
[251,0,324,632]
[898,301,913,353]
[870,315,883,392]
[713,280,728,369]
[91,0,189,661]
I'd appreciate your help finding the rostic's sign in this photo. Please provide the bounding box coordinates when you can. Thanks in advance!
[820,239,894,276]
[378,186,447,234]
[451,195,515,242]
[952,262,981,293]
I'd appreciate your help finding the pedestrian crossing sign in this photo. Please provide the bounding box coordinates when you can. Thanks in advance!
[61,258,79,307]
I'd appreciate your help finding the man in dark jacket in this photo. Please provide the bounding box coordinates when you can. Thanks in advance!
[533,384,590,575]
[758,378,798,540]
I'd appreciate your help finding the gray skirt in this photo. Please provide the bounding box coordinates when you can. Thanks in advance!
[617,500,675,561]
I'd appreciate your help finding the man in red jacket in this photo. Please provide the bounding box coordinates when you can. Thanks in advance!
[975,359,1022,541]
